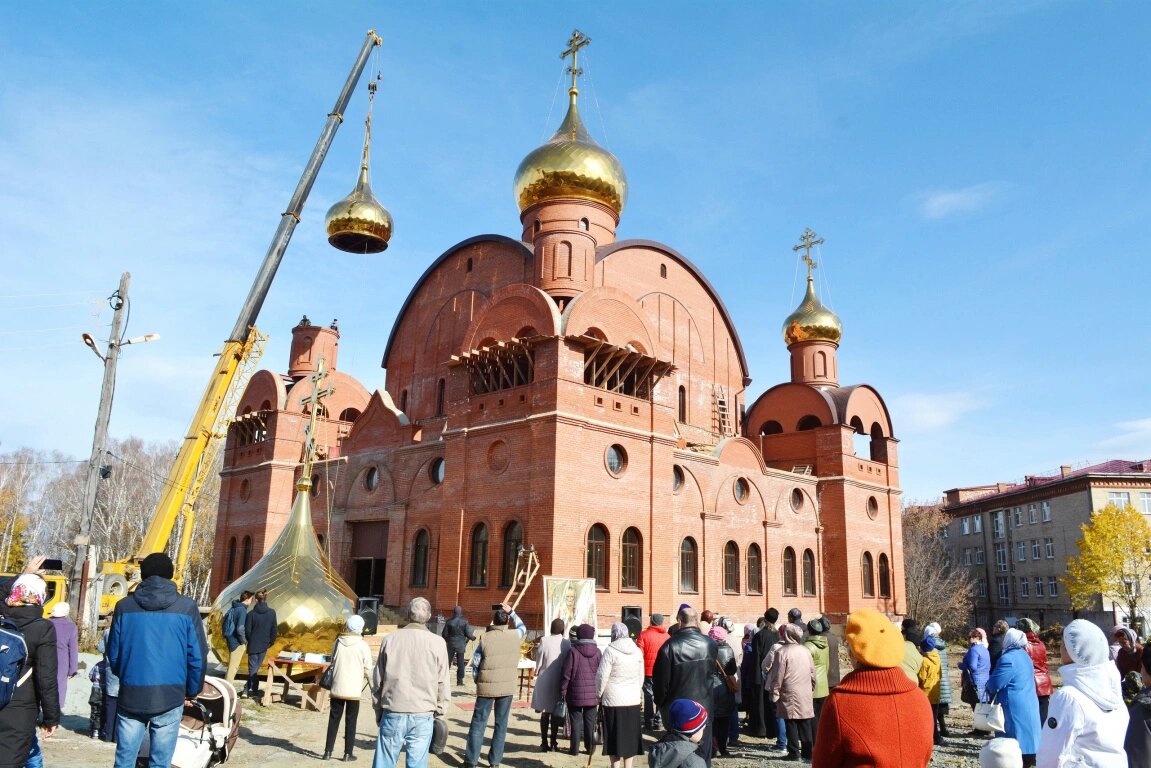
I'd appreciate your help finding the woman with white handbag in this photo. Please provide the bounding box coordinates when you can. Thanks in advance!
[986,629,1041,767]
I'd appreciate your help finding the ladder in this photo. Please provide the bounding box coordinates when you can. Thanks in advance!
[714,385,730,437]
[500,545,541,613]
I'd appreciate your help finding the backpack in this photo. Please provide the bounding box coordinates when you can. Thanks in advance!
[222,606,237,639]
[0,617,31,710]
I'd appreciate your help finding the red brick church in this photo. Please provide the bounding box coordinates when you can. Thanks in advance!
[210,42,904,630]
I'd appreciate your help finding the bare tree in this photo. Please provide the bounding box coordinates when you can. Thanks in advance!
[903,500,975,633]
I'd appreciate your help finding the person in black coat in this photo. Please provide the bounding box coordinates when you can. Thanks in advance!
[243,590,278,704]
[0,575,61,768]
[752,608,781,739]
[442,605,476,686]
[653,607,718,767]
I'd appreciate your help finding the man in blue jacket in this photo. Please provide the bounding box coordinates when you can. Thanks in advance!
[108,552,207,768]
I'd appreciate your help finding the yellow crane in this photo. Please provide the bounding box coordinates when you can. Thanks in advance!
[95,29,390,617]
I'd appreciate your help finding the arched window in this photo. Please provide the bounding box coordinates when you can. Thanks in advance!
[241,536,253,573]
[660,264,668,279]
[680,538,698,593]
[587,524,608,589]
[400,389,408,412]
[723,542,740,593]
[411,529,429,587]
[782,547,797,596]
[435,378,446,417]
[501,521,523,587]
[466,256,473,272]
[225,537,237,582]
[802,549,817,596]
[469,524,488,586]
[678,386,687,422]
[579,217,589,231]
[797,415,822,431]
[879,553,892,598]
[862,552,875,597]
[759,420,783,435]
[747,544,763,594]
[621,528,642,590]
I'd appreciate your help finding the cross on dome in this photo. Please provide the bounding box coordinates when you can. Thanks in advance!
[793,228,825,276]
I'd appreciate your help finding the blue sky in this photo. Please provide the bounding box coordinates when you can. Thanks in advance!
[2,2,1148,502]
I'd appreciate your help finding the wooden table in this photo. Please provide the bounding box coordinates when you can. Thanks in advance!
[265,658,330,712]
[517,659,535,701]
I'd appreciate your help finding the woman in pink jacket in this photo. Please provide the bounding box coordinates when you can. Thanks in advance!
[768,623,816,761]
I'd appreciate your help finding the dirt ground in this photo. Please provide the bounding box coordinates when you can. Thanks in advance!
[42,652,998,768]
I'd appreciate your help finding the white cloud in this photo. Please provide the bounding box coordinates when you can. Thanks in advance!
[1096,417,1151,456]
[891,390,985,432]
[917,182,1006,220]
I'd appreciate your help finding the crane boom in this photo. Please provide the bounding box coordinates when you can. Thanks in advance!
[99,30,383,612]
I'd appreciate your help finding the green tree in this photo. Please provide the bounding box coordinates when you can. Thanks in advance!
[1065,503,1151,621]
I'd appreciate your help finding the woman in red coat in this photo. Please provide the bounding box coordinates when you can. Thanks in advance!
[811,610,934,768]
[1017,618,1054,726]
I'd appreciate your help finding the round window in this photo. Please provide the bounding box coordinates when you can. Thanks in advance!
[734,477,750,503]
[429,458,445,485]
[239,478,251,502]
[606,444,628,476]
[364,466,379,492]
[790,488,804,511]
[867,496,879,520]
[672,465,685,492]
[487,440,509,474]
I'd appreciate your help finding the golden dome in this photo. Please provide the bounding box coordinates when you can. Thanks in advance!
[325,165,393,254]
[514,91,627,215]
[783,276,842,345]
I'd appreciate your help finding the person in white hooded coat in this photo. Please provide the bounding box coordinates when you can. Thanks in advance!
[597,622,645,768]
[323,614,375,760]
[1036,619,1129,768]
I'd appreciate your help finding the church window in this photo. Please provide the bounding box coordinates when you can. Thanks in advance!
[587,524,608,589]
[621,528,642,591]
[500,521,523,588]
[556,241,573,278]
[429,458,445,485]
[797,415,822,431]
[466,256,473,272]
[339,407,361,423]
[790,488,804,511]
[310,474,320,497]
[734,478,750,504]
[534,219,542,234]
[660,264,667,279]
[260,400,272,412]
[411,529,430,587]
[225,537,237,582]
[782,547,797,596]
[747,544,763,594]
[869,423,888,462]
[241,536,253,574]
[400,389,409,412]
[802,549,817,596]
[680,538,698,593]
[878,553,892,598]
[678,386,686,422]
[317,533,325,553]
[435,378,446,417]
[672,465,685,493]
[606,445,628,476]
[469,524,488,586]
[867,496,879,519]
[862,552,875,597]
[814,350,827,377]
[364,467,379,492]
[579,217,589,231]
[759,421,783,435]
[723,542,740,593]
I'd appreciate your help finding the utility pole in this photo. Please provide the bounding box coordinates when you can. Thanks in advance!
[71,271,131,634]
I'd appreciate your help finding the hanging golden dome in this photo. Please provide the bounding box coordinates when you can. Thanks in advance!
[783,275,842,345]
[513,91,627,215]
[325,164,393,254]
[206,477,357,670]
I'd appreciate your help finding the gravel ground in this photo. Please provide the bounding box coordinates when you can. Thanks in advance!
[41,652,997,767]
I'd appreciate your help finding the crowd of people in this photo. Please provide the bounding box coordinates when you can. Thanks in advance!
[9,562,1151,768]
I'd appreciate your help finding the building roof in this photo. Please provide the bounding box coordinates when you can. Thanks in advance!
[944,458,1151,509]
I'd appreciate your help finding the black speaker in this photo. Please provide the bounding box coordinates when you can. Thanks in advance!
[357,596,380,636]
[622,606,643,638]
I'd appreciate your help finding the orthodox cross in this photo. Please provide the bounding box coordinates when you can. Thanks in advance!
[299,358,335,483]
[561,29,591,92]
[793,228,825,276]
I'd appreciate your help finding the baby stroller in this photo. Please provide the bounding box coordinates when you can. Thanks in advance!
[137,677,242,768]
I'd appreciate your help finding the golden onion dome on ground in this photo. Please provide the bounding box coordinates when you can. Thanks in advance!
[325,166,393,254]
[783,276,842,345]
[514,94,627,215]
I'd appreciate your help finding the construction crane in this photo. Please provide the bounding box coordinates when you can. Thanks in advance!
[91,30,388,620]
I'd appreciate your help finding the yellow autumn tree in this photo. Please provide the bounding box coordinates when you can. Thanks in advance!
[1064,503,1151,620]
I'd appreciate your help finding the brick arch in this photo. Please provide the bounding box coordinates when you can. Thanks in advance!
[841,385,895,438]
[745,382,836,435]
[634,291,706,366]
[238,369,288,413]
[420,288,488,370]
[560,286,664,359]
[284,370,370,420]
[459,283,562,352]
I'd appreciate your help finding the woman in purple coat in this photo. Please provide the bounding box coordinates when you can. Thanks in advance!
[49,602,79,710]
[560,624,603,756]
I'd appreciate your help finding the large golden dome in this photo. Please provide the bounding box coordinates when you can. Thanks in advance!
[514,92,627,215]
[783,276,842,345]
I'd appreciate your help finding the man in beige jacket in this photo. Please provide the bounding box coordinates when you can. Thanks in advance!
[370,597,450,768]
[463,602,526,768]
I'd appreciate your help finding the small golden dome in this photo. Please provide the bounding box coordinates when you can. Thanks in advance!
[783,276,842,345]
[325,165,393,254]
[514,93,627,215]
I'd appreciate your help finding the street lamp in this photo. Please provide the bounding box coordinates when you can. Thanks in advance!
[71,273,158,636]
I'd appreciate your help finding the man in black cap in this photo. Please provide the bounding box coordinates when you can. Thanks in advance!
[107,552,208,768]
